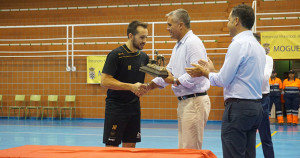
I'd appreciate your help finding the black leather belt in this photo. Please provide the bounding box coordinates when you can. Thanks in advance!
[178,92,207,100]
[225,98,261,104]
[262,93,269,97]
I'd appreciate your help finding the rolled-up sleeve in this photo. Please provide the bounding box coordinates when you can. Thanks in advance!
[152,77,169,88]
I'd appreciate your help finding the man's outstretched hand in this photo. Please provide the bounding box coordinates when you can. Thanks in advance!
[131,82,149,97]
[185,58,216,78]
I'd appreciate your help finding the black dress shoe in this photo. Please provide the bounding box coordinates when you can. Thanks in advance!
[279,123,284,126]
[293,123,297,126]
[287,123,292,126]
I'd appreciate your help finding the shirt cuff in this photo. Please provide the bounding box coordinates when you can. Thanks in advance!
[152,77,168,88]
[208,72,217,86]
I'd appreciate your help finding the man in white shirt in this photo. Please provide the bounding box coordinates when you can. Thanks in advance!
[146,9,211,149]
[254,33,275,158]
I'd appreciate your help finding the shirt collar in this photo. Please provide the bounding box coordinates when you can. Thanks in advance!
[122,44,139,54]
[178,30,193,44]
[232,30,253,42]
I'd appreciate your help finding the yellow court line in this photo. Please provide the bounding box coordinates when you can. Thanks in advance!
[256,131,277,148]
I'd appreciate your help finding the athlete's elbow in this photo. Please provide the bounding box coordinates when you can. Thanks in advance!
[101,78,109,88]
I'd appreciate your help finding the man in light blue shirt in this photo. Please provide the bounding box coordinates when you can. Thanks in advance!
[186,4,265,158]
[146,9,211,149]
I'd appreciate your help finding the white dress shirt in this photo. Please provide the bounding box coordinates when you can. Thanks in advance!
[152,30,210,96]
[262,55,273,94]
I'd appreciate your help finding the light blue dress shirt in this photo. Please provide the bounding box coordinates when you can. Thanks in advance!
[152,30,210,97]
[209,30,266,100]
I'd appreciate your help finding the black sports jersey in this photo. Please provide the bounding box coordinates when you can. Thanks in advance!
[102,44,149,114]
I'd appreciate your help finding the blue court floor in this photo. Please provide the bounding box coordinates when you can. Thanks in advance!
[0,118,299,158]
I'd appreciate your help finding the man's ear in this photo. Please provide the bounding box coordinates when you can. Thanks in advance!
[128,33,134,40]
[234,17,239,27]
[179,22,184,29]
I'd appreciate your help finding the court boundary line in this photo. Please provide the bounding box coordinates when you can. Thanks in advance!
[256,131,277,148]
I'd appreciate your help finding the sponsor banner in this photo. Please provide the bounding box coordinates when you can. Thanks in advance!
[87,56,106,84]
[261,31,300,59]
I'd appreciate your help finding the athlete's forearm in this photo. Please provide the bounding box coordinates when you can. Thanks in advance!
[101,73,134,91]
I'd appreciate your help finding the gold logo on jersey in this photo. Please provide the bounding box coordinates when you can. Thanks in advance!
[112,125,117,130]
[128,65,131,70]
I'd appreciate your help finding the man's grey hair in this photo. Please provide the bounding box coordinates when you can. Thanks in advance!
[166,9,191,29]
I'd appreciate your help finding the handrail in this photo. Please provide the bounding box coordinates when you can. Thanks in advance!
[71,26,76,71]
[0,25,68,28]
[0,20,228,29]
[0,34,229,41]
[0,37,67,41]
[66,26,70,71]
[0,1,228,12]
[152,23,155,60]
[0,51,66,53]
[0,55,67,58]
[257,25,300,28]
[259,17,300,20]
[257,12,300,16]
[0,40,218,47]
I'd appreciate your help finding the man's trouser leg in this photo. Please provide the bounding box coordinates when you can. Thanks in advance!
[269,96,275,119]
[222,100,263,158]
[177,95,210,149]
[273,96,284,123]
[258,95,275,158]
[284,94,293,124]
[292,95,299,124]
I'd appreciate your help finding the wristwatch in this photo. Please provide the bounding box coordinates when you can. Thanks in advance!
[173,78,179,87]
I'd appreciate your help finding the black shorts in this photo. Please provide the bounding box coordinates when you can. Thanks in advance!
[103,113,141,146]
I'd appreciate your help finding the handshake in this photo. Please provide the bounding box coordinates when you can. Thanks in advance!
[131,82,151,97]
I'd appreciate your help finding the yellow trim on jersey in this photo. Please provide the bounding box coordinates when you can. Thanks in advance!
[119,45,141,58]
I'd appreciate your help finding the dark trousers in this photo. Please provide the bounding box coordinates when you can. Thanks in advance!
[269,95,282,113]
[222,99,263,158]
[284,93,300,112]
[258,95,274,158]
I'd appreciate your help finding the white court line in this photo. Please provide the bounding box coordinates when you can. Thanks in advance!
[0,131,178,138]
[0,131,99,136]
[0,124,223,131]
[0,124,178,130]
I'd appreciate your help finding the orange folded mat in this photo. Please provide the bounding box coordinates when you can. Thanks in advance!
[0,145,217,158]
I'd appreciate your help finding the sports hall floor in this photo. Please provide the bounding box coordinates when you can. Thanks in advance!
[0,118,299,158]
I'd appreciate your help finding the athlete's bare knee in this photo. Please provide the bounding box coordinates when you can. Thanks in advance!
[122,143,136,148]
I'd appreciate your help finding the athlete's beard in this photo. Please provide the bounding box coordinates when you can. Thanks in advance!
[132,37,144,50]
